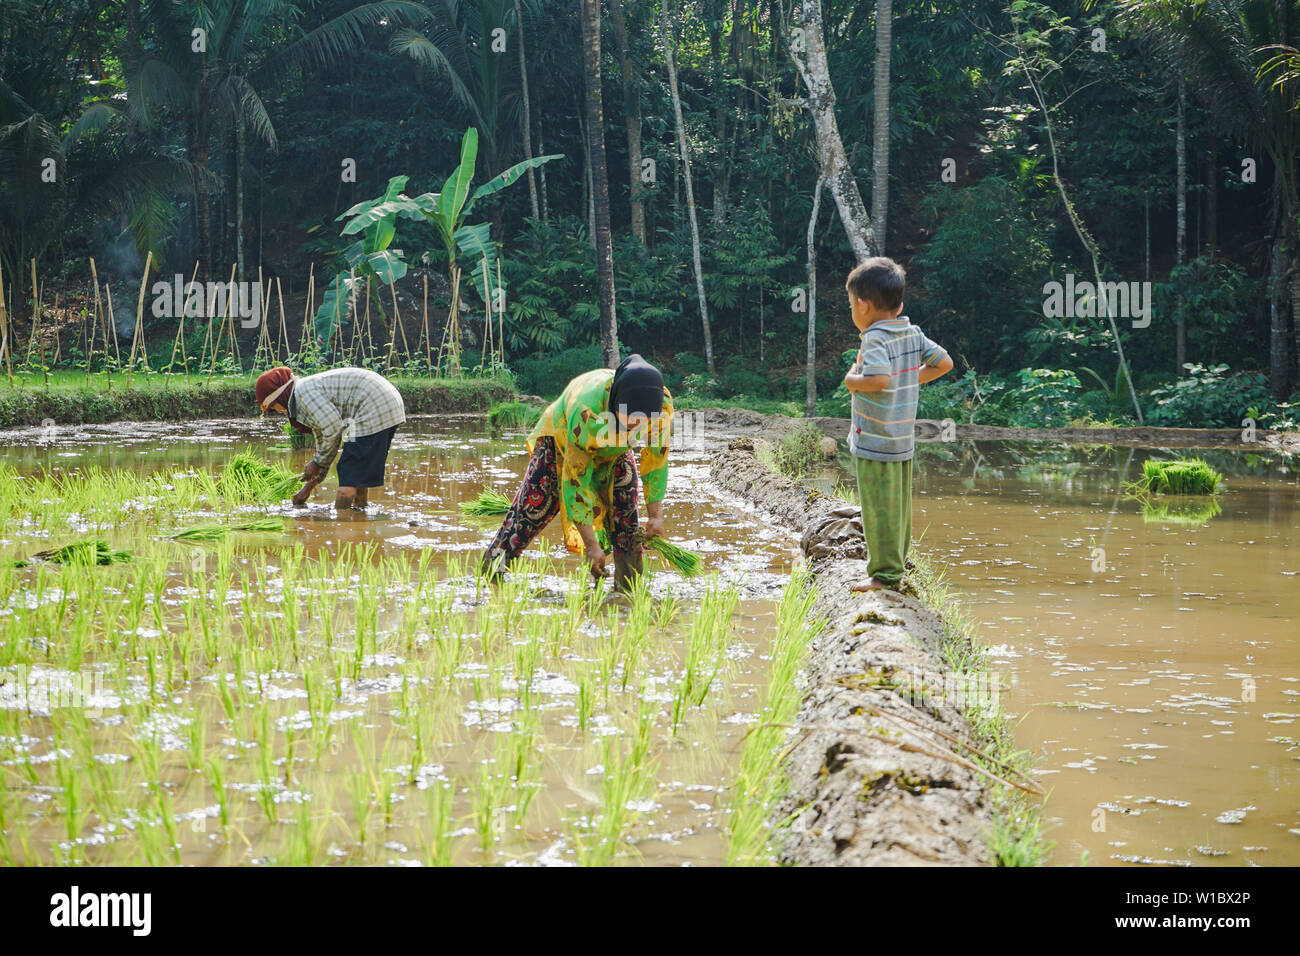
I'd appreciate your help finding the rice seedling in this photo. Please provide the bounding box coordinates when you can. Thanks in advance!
[422,784,455,866]
[595,528,703,576]
[1126,456,1224,501]
[172,517,287,541]
[217,450,301,503]
[281,421,315,449]
[459,487,514,516]
[488,401,542,431]
[726,568,822,865]
[13,538,132,567]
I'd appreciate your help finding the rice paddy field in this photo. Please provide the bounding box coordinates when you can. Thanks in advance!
[0,415,814,866]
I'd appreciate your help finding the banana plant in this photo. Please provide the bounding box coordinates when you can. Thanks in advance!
[320,127,559,372]
[313,174,414,345]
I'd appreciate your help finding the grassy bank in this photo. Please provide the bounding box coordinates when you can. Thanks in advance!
[0,371,514,429]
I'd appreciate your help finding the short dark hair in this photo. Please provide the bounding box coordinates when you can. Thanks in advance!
[846,257,906,310]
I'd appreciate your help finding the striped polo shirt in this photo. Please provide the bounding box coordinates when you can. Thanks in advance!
[848,316,948,461]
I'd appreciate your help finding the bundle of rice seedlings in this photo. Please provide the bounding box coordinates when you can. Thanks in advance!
[1139,457,1223,495]
[596,529,703,576]
[460,487,514,516]
[218,450,302,503]
[488,402,542,431]
[14,539,133,567]
[172,517,287,541]
[647,537,703,576]
[282,422,314,449]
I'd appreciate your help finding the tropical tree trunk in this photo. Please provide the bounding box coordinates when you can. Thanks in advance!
[609,0,646,243]
[791,0,876,261]
[660,0,715,373]
[1269,187,1289,401]
[1175,76,1186,373]
[806,175,824,417]
[513,0,539,219]
[581,0,619,368]
[707,0,730,226]
[193,135,212,279]
[235,117,246,284]
[1205,143,1217,253]
[871,0,892,253]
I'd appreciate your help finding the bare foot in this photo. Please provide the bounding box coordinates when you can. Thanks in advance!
[850,576,893,592]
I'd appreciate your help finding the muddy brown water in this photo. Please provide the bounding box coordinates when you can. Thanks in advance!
[4,417,1296,866]
[819,440,1299,866]
[0,415,799,865]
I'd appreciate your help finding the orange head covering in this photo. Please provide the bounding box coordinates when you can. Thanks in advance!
[255,367,312,434]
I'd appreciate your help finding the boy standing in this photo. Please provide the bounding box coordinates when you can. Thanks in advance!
[842,258,953,591]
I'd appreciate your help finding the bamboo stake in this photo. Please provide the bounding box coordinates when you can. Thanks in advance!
[0,255,11,381]
[126,250,153,385]
[103,281,121,385]
[88,258,102,381]
[300,263,314,353]
[496,258,505,371]
[26,258,41,371]
[479,258,491,371]
[422,274,431,374]
[51,294,61,371]
[276,277,289,362]
[165,262,199,383]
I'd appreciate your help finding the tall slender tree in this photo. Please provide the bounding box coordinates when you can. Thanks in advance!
[581,0,619,367]
[609,0,647,243]
[872,0,892,253]
[791,0,876,260]
[660,0,715,372]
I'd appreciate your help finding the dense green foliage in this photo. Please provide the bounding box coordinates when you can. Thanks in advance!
[3,0,1298,427]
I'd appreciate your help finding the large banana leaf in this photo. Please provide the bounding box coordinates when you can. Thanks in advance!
[456,225,505,310]
[438,127,478,237]
[337,175,408,222]
[365,249,407,285]
[313,271,360,344]
[463,153,562,218]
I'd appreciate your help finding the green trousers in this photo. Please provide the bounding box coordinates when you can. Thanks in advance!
[854,456,913,585]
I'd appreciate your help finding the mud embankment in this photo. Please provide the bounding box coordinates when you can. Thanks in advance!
[0,376,513,429]
[713,443,1019,866]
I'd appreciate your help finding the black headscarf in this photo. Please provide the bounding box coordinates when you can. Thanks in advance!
[608,354,664,418]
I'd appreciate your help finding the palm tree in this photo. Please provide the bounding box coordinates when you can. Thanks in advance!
[122,0,427,279]
[1117,0,1300,400]
[0,0,188,320]
[581,0,618,367]
[391,0,526,195]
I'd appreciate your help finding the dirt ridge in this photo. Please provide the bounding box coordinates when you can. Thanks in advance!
[712,445,1005,866]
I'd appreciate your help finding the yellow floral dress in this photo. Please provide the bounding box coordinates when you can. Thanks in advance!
[527,368,672,553]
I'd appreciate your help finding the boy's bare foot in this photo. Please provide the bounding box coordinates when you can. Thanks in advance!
[850,576,896,592]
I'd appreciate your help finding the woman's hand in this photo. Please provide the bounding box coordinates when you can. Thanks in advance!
[586,549,609,580]
[292,480,318,507]
[644,500,665,540]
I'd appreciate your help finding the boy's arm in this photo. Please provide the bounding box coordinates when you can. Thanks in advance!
[844,371,891,393]
[918,353,954,384]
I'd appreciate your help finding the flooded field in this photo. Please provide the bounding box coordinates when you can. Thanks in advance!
[4,411,1295,868]
[0,415,803,865]
[900,442,1300,866]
